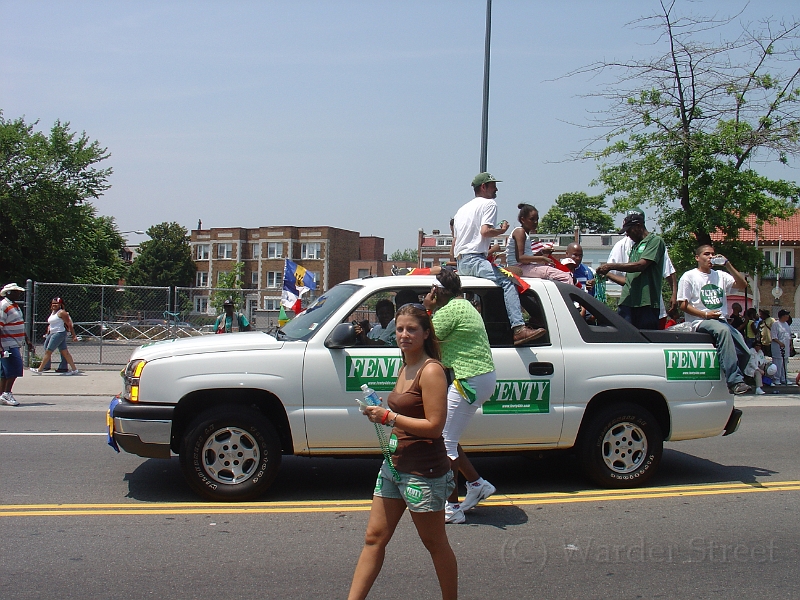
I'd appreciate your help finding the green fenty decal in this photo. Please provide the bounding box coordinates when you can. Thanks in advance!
[664,349,720,380]
[346,355,403,391]
[482,380,550,414]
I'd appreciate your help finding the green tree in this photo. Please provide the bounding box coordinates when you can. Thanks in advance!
[539,192,614,234]
[572,2,800,274]
[0,112,114,282]
[127,222,196,288]
[73,208,128,285]
[390,248,418,262]
[210,261,245,313]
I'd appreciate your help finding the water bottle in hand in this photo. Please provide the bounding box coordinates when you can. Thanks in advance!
[361,384,381,406]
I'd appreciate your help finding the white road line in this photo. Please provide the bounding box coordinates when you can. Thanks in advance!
[0,432,106,436]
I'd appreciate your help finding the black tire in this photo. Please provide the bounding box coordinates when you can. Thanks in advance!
[179,406,281,501]
[578,402,662,488]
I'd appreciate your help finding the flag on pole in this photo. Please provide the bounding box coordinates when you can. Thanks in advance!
[278,305,289,327]
[281,259,317,314]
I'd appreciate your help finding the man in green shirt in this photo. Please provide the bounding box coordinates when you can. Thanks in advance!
[214,299,252,333]
[596,208,665,329]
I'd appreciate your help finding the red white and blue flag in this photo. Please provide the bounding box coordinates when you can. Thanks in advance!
[281,259,317,314]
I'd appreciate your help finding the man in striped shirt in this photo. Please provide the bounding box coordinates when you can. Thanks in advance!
[0,283,34,406]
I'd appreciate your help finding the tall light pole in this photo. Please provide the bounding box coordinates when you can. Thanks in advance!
[479,0,492,173]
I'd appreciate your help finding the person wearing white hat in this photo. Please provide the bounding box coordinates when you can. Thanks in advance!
[0,283,34,406]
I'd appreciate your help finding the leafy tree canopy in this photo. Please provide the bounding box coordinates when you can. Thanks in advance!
[127,222,196,288]
[539,192,614,234]
[210,261,245,313]
[571,1,800,274]
[0,111,119,282]
[390,248,418,262]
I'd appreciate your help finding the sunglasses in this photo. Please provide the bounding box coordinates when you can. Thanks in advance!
[399,302,427,311]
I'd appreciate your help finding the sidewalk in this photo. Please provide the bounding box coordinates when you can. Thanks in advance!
[12,367,123,397]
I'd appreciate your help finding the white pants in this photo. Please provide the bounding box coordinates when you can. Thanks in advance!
[442,370,497,460]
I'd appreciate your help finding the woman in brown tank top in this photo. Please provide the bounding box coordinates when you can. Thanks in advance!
[348,304,458,600]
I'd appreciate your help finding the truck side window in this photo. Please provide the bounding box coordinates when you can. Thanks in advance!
[467,288,550,347]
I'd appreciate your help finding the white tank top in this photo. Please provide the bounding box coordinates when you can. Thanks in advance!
[48,311,66,333]
[505,227,532,266]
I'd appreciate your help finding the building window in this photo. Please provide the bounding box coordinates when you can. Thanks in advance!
[196,244,210,260]
[310,271,320,286]
[786,251,793,267]
[217,243,233,259]
[193,297,209,313]
[267,271,284,288]
[357,269,370,278]
[267,242,283,258]
[301,242,321,259]
[217,271,228,285]
[423,260,433,268]
[436,238,452,246]
[251,272,260,286]
[264,298,280,310]
[196,272,209,287]
[251,243,261,259]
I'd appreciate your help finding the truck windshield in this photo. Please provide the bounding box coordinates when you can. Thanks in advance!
[277,284,362,341]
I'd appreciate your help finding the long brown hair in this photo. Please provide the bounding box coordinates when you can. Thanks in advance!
[394,303,441,363]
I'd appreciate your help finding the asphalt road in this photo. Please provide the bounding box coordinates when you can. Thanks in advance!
[1,396,799,599]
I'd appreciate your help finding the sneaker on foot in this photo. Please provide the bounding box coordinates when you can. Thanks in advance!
[444,502,465,524]
[29,367,42,375]
[513,326,546,346]
[63,369,80,376]
[731,382,750,395]
[755,387,765,395]
[55,368,69,373]
[1,392,19,406]
[460,478,496,511]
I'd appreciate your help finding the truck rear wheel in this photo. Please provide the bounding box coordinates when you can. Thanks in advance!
[179,406,281,501]
[579,403,662,488]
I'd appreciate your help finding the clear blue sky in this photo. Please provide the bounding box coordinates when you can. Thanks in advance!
[1,1,797,254]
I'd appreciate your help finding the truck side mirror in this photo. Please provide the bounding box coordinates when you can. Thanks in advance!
[325,322,357,348]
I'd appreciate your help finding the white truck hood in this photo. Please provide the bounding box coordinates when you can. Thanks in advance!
[130,331,285,362]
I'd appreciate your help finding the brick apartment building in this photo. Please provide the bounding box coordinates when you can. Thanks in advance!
[190,225,362,316]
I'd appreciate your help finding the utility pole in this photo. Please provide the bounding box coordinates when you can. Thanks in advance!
[479,0,492,172]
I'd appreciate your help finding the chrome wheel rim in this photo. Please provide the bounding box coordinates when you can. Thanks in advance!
[601,422,647,474]
[201,426,260,485]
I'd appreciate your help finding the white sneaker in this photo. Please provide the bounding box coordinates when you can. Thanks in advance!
[755,387,765,395]
[460,478,496,511]
[1,392,20,406]
[29,367,41,375]
[444,502,465,524]
[62,370,80,376]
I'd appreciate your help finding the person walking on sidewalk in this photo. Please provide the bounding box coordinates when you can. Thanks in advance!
[424,268,497,524]
[452,173,544,345]
[30,297,79,376]
[0,283,35,406]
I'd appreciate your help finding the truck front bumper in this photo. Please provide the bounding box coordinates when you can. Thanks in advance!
[109,397,175,459]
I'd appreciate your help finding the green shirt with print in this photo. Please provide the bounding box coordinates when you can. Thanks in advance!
[619,232,666,309]
[431,298,494,380]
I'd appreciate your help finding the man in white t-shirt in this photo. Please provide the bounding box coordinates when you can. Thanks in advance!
[453,173,544,345]
[677,244,751,395]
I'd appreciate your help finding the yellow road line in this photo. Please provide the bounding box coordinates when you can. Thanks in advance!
[1,480,798,517]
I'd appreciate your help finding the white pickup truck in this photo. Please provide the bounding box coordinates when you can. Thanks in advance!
[108,275,742,501]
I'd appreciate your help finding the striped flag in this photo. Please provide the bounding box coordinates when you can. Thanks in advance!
[281,259,317,314]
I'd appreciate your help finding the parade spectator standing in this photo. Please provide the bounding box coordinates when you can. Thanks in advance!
[30,297,79,375]
[770,310,792,385]
[453,173,544,345]
[214,299,251,333]
[676,245,751,395]
[759,309,776,357]
[744,308,760,348]
[348,304,456,600]
[595,209,666,329]
[424,268,497,525]
[744,340,768,395]
[728,303,746,335]
[0,283,34,406]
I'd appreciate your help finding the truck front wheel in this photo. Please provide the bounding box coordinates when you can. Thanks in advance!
[579,403,662,488]
[179,406,281,501]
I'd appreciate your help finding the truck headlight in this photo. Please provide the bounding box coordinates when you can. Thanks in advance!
[123,359,146,402]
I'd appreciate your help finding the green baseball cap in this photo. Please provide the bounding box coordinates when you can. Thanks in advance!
[472,172,502,187]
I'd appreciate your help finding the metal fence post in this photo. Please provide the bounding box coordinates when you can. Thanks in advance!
[99,285,105,364]
[24,279,33,367]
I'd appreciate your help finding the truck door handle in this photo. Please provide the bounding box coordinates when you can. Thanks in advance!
[529,362,554,376]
